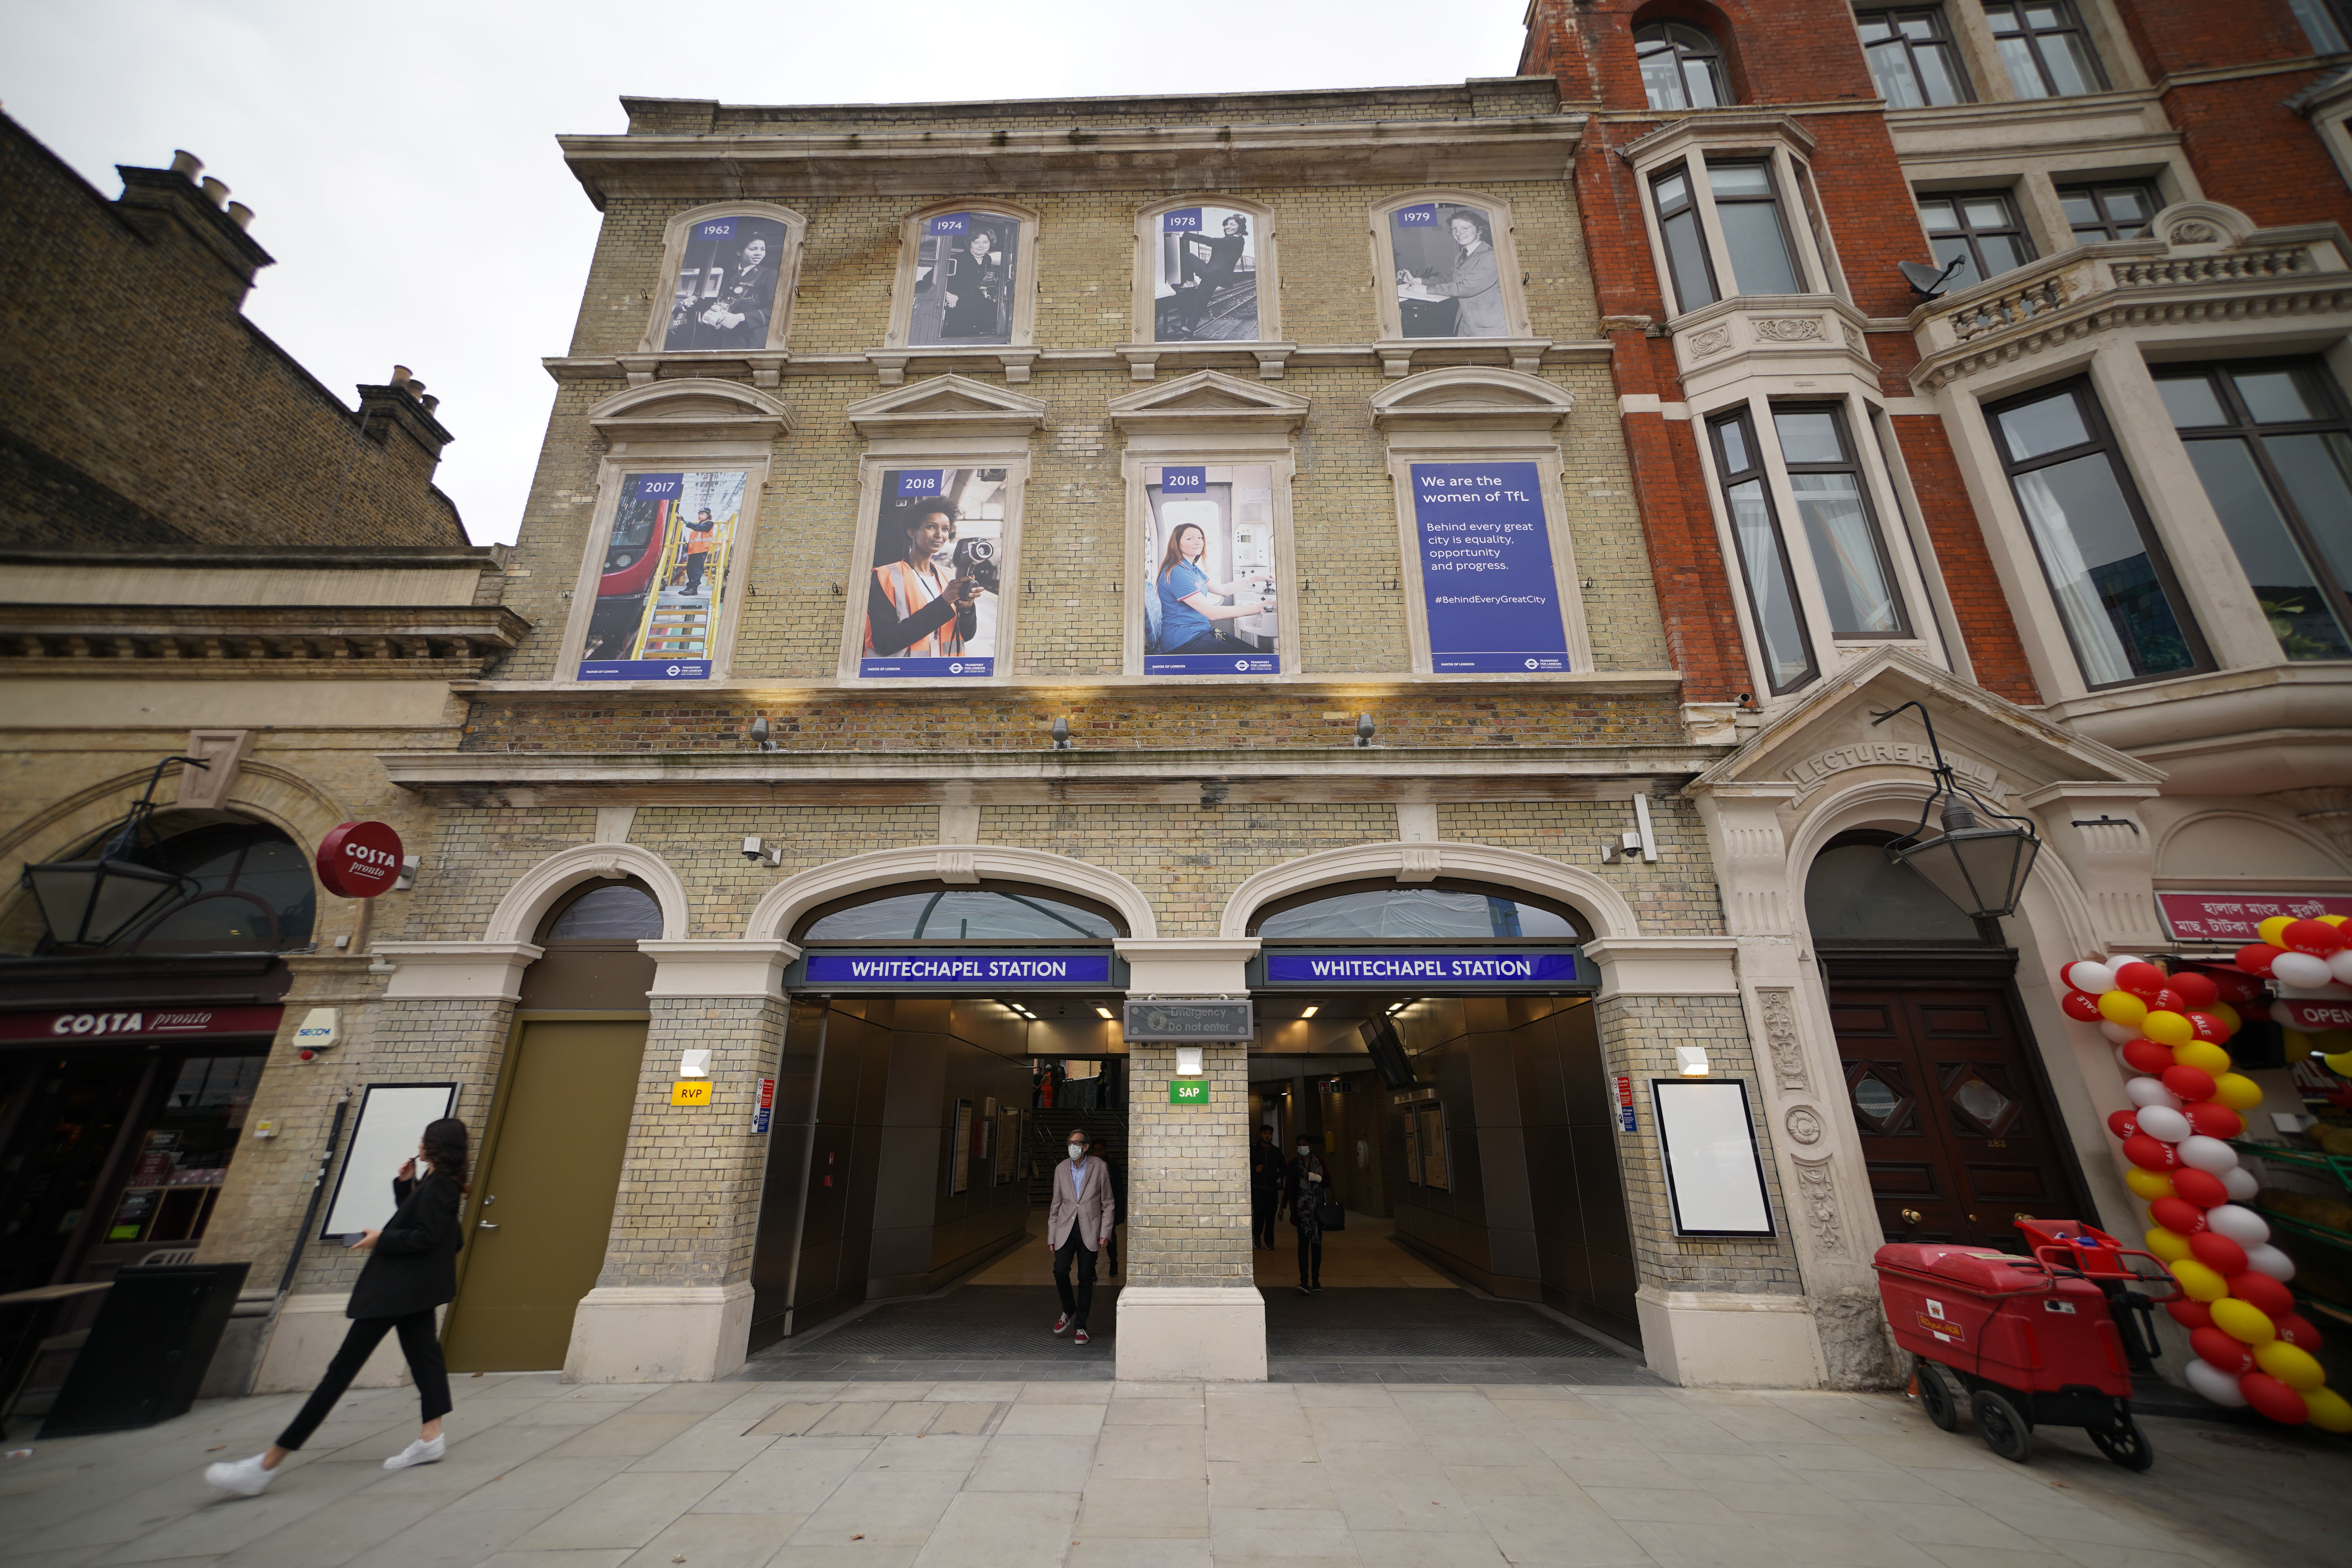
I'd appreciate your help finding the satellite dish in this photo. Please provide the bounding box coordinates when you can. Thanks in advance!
[1900,258,1964,299]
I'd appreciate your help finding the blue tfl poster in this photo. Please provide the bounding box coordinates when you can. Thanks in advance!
[1409,461,1571,673]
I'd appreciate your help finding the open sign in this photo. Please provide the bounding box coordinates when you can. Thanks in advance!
[314,820,405,899]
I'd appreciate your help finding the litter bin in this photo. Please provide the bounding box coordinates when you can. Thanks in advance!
[40,1263,250,1437]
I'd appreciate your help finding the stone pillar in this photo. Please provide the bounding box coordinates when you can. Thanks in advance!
[234,941,535,1394]
[1583,936,1826,1388]
[564,940,796,1384]
[1112,938,1265,1381]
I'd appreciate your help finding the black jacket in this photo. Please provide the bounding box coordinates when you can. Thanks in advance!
[1249,1140,1286,1191]
[346,1172,463,1320]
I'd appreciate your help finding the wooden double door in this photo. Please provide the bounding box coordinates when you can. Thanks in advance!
[1827,983,2083,1251]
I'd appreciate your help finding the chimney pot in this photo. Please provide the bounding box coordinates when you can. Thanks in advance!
[170,150,204,180]
[225,201,254,230]
[391,364,413,387]
[420,394,441,413]
[199,176,229,207]
[405,379,426,398]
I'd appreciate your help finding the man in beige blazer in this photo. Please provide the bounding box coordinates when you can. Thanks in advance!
[1047,1125,1118,1345]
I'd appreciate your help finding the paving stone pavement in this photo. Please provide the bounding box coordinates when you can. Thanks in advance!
[0,1372,2344,1568]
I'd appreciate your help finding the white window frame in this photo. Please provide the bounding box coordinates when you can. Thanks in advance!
[1690,388,1947,702]
[1130,194,1284,348]
[636,201,806,356]
[1626,121,1840,321]
[556,455,770,686]
[883,199,1042,354]
[835,452,1032,683]
[1365,189,1535,345]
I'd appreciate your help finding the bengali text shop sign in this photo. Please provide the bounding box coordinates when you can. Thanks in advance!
[2157,893,2352,944]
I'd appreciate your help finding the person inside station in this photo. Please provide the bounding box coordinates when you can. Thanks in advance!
[866,500,983,660]
[1249,1123,1285,1250]
[1281,1131,1333,1295]
[1046,1124,1116,1345]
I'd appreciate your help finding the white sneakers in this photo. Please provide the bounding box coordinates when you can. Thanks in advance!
[383,1435,445,1471]
[204,1433,444,1497]
[203,1453,276,1496]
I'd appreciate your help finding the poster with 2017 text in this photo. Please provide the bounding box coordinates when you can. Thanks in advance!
[578,471,745,681]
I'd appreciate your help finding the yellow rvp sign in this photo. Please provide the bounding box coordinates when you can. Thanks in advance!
[670,1080,713,1107]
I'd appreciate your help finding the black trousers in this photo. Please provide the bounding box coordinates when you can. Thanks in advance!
[1053,1234,1100,1329]
[1296,1230,1323,1287]
[1251,1188,1279,1247]
[276,1310,451,1451]
[684,552,707,594]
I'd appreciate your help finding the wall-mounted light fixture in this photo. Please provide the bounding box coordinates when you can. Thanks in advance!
[1675,1045,1710,1077]
[20,755,209,950]
[1176,1047,1204,1076]
[749,717,779,753]
[1355,714,1375,748]
[1051,717,1073,751]
[1871,701,2042,920]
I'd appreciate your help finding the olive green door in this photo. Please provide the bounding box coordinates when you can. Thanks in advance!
[443,1019,645,1371]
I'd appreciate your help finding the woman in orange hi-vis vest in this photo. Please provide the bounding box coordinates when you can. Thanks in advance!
[865,501,982,659]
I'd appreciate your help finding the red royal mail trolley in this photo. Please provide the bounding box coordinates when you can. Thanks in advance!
[1874,1220,2178,1469]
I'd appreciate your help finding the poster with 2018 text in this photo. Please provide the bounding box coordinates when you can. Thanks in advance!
[1409,462,1570,673]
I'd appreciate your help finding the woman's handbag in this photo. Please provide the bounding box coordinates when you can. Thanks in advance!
[1317,1197,1345,1230]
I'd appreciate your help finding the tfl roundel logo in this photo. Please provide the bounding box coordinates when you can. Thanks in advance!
[1524,659,1539,670]
[666,664,683,676]
[1234,659,1250,671]
[949,662,965,674]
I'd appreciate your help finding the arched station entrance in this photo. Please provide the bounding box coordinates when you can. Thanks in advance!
[741,880,1134,1370]
[1241,879,1645,1377]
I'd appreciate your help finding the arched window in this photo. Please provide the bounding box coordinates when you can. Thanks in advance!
[796,882,1125,942]
[1804,835,1984,944]
[541,881,665,942]
[1636,22,1730,111]
[110,820,316,955]
[1250,880,1583,940]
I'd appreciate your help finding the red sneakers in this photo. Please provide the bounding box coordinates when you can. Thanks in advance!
[1053,1312,1073,1335]
[1074,1328,1091,1345]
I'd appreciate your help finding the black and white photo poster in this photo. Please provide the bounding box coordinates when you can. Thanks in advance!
[1392,202,1507,339]
[1142,464,1278,675]
[860,467,1007,679]
[663,215,788,351]
[1154,207,1258,342]
[911,212,1016,347]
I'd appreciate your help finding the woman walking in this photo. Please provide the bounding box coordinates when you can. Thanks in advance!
[206,1118,469,1495]
[1279,1133,1332,1296]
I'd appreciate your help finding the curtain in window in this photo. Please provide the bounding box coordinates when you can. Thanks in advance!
[2013,466,2134,685]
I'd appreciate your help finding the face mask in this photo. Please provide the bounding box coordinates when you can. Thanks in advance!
[1068,1145,1085,1160]
[1297,1147,1310,1157]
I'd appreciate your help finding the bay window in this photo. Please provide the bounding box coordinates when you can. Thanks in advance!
[1709,408,1819,693]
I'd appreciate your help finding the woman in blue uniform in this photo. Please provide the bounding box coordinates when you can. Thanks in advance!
[1152,521,1270,656]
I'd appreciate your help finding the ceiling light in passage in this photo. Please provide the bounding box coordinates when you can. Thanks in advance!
[1300,1005,1319,1018]
[1095,1006,1114,1020]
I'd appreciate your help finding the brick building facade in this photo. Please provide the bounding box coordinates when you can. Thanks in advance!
[8,2,2350,1399]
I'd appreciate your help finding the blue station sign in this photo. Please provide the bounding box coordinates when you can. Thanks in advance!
[795,949,1118,989]
[1255,948,1595,992]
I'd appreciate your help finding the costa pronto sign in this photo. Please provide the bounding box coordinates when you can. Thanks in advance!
[0,1005,285,1042]
[314,820,405,899]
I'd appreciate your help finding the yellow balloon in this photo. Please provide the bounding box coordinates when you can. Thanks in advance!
[2305,1386,2352,1434]
[2143,1010,2194,1047]
[2259,915,2295,947]
[2213,1001,2241,1034]
[2324,914,2350,930]
[2171,1259,2227,1302]
[2175,1040,2232,1076]
[2125,1167,2176,1201]
[2326,1051,2352,1079]
[2144,1227,2192,1262]
[2098,991,2149,1027]
[2317,1029,2352,1054]
[2255,1339,2327,1391]
[2209,1072,2263,1111]
[2285,1029,2313,1056]
[2211,1296,2277,1345]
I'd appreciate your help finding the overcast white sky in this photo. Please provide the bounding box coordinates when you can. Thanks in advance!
[5,1,1529,544]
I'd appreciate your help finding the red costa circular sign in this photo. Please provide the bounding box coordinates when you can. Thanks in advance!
[315,820,404,898]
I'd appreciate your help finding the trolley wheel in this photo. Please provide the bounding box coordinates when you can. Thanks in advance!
[1970,1390,2034,1463]
[2088,1412,2154,1472]
[1915,1360,1959,1432]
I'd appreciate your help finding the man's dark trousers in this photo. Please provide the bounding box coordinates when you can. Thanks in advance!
[1251,1187,1278,1248]
[1053,1234,1099,1328]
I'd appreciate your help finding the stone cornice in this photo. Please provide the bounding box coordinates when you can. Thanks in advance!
[0,603,530,675]
[377,744,1720,806]
[559,116,1583,203]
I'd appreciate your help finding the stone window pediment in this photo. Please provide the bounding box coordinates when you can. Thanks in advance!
[586,379,793,446]
[1107,370,1311,436]
[845,374,1049,441]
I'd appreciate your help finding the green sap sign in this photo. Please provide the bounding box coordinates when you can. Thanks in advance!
[1167,1080,1209,1106]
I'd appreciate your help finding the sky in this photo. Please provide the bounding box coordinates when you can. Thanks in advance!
[4,1,1530,544]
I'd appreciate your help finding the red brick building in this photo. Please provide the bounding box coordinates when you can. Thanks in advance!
[1526,0,2352,1370]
